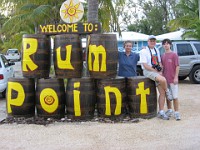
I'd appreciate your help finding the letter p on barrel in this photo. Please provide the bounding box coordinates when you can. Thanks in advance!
[6,78,35,117]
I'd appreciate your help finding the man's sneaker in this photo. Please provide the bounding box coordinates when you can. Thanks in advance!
[165,109,173,117]
[174,112,181,121]
[157,112,169,120]
[166,89,173,101]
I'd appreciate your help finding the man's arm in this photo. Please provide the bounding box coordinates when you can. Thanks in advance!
[142,63,157,72]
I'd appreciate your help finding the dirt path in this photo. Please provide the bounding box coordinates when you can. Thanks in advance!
[0,78,200,150]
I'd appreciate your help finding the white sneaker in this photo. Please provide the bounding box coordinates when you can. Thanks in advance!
[174,112,181,121]
[165,109,173,117]
[157,112,169,120]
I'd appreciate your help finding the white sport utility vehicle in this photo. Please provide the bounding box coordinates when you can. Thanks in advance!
[5,49,21,61]
[0,54,15,97]
[157,41,200,84]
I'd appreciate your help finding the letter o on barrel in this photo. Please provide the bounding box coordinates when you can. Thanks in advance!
[35,78,65,119]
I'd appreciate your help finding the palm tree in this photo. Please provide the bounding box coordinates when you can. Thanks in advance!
[0,0,125,51]
[168,0,200,39]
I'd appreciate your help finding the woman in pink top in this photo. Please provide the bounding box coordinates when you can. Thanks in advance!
[161,39,181,121]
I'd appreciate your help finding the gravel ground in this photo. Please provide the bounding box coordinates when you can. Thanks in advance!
[0,62,200,150]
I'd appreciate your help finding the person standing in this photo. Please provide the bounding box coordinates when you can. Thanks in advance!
[161,39,181,121]
[139,35,172,120]
[118,40,140,77]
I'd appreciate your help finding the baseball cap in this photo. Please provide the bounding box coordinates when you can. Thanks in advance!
[148,35,156,40]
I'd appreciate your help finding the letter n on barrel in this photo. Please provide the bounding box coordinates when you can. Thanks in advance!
[96,77,126,118]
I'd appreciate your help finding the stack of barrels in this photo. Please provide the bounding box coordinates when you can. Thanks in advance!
[6,33,157,121]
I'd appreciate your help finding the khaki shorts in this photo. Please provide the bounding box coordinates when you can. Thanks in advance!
[168,83,178,99]
[143,69,160,86]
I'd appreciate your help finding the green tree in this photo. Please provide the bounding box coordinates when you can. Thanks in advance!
[0,0,125,51]
[168,0,200,39]
[126,0,180,35]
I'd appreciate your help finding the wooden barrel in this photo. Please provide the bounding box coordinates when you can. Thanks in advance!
[54,34,83,78]
[66,77,96,120]
[35,78,65,118]
[22,34,51,78]
[96,77,126,118]
[6,78,35,117]
[127,76,157,119]
[87,34,118,79]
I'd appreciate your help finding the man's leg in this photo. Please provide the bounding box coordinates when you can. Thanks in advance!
[156,84,169,120]
[155,74,168,92]
[157,85,166,111]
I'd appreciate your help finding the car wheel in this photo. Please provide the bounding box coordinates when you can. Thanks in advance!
[178,76,187,80]
[2,89,6,98]
[189,65,200,84]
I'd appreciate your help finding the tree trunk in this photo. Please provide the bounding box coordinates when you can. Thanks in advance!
[87,0,98,22]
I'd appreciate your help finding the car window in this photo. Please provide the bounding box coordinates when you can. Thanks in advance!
[158,46,165,56]
[177,44,194,56]
[158,45,174,56]
[193,43,200,54]
[1,55,9,67]
[7,49,18,54]
[0,58,2,68]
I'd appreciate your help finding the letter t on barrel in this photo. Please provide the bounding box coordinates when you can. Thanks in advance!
[136,82,150,114]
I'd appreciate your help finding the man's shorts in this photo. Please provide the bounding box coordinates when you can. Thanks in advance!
[168,83,178,100]
[143,69,160,85]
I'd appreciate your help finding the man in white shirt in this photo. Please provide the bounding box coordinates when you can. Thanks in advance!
[140,35,172,120]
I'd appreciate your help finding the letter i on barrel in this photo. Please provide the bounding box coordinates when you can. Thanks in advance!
[66,78,96,120]
[6,78,35,117]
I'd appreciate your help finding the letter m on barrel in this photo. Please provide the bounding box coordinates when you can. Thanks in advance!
[88,45,106,72]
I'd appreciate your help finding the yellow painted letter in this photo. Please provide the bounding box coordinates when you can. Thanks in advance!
[73,82,81,116]
[56,45,74,70]
[104,86,122,115]
[22,38,38,71]
[136,82,150,114]
[88,45,106,72]
[7,82,25,113]
[40,88,58,113]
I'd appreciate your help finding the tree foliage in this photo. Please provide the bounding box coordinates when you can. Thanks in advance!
[0,0,125,52]
[126,0,180,35]
[168,0,200,39]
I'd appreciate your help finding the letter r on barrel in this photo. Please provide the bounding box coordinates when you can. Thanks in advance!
[22,38,38,71]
